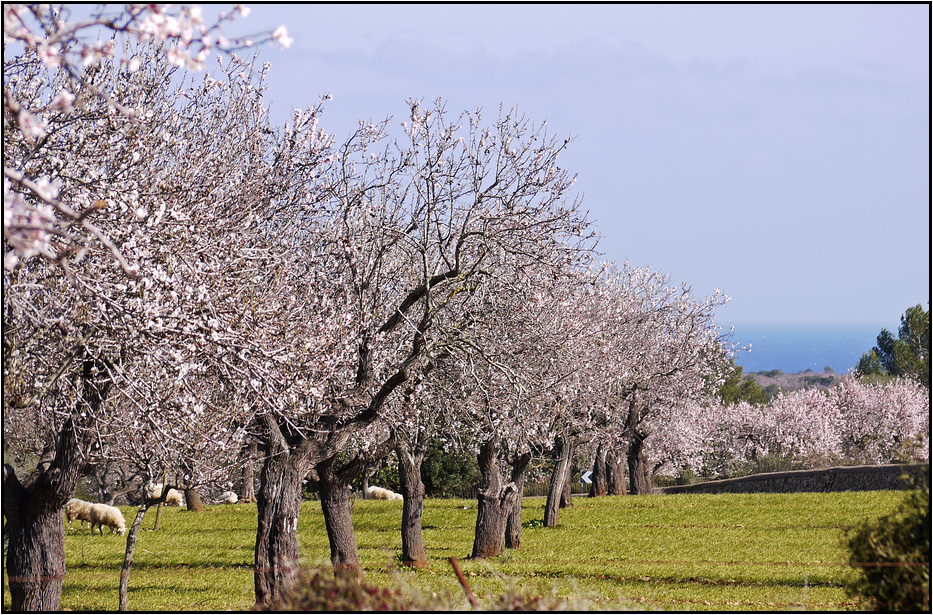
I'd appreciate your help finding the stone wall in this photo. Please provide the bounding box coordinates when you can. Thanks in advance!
[660,463,929,495]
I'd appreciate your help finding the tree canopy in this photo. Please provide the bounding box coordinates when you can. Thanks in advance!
[857,304,930,388]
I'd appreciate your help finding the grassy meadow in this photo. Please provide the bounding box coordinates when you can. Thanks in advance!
[2,490,905,611]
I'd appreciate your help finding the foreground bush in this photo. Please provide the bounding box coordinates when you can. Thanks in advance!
[257,566,582,611]
[258,568,417,611]
[845,470,930,612]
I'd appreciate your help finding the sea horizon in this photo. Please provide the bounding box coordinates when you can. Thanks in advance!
[725,322,890,374]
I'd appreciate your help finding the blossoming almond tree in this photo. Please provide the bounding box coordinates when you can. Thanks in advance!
[249,99,595,586]
[715,377,928,473]
[2,12,303,608]
[427,264,598,556]
[3,3,291,275]
[580,263,732,495]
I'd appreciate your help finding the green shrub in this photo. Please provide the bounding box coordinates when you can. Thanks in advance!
[422,441,481,498]
[844,469,930,612]
[762,383,782,402]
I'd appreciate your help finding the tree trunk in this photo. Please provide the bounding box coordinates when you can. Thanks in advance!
[627,432,653,495]
[152,501,164,530]
[3,358,110,611]
[314,433,397,576]
[251,375,398,603]
[119,503,150,611]
[606,448,627,496]
[543,435,575,527]
[240,437,257,503]
[471,439,521,559]
[505,453,530,549]
[560,464,573,508]
[588,441,608,497]
[2,470,67,612]
[184,488,204,512]
[254,426,313,607]
[361,474,371,498]
[316,457,361,577]
[396,440,427,567]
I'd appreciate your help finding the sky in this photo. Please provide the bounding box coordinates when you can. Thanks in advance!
[93,4,933,326]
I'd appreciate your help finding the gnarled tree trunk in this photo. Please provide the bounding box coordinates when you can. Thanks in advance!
[396,440,427,567]
[606,448,627,496]
[183,488,204,512]
[3,467,68,612]
[623,392,651,495]
[254,419,316,607]
[2,357,110,612]
[590,442,627,496]
[627,431,653,495]
[316,457,361,577]
[588,441,608,497]
[560,464,574,508]
[471,439,524,559]
[505,452,530,549]
[543,434,575,527]
[313,433,397,577]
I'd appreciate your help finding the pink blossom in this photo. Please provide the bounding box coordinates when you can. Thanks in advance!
[17,109,45,140]
[50,90,75,112]
[37,45,60,68]
[271,26,293,49]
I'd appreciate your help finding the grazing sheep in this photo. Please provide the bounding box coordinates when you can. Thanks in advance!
[64,498,93,530]
[147,483,185,506]
[366,485,404,501]
[221,491,238,504]
[89,503,126,536]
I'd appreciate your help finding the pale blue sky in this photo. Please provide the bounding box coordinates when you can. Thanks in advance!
[126,4,933,325]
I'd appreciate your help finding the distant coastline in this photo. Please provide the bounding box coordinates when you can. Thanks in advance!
[727,323,888,374]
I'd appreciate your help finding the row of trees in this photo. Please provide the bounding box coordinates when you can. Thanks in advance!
[655,376,929,480]
[3,6,737,610]
[7,6,927,612]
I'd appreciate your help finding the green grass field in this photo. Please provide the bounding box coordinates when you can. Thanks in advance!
[3,491,905,611]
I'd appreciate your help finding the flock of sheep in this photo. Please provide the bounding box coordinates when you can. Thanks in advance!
[64,484,401,537]
[63,484,219,537]
[64,499,127,536]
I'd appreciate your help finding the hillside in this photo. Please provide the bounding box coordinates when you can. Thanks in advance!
[745,368,843,396]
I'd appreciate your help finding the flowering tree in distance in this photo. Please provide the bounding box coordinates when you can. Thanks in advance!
[580,263,732,494]
[666,377,929,479]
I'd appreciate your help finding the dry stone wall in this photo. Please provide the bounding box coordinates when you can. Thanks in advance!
[660,463,928,495]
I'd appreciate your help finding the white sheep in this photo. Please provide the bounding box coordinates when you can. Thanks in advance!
[64,498,93,529]
[147,483,185,506]
[89,503,126,536]
[366,485,404,501]
[221,491,238,504]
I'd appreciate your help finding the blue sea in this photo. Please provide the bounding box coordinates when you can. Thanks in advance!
[727,323,888,374]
